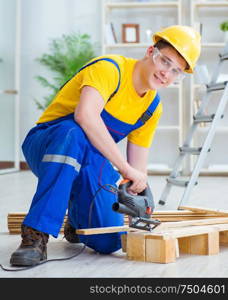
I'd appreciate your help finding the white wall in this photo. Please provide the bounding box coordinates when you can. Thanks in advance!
[0,0,102,162]
[0,0,17,160]
[19,0,102,160]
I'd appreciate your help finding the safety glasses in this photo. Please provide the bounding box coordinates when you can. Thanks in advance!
[152,47,185,82]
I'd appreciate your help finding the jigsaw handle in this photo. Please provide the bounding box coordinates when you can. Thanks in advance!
[118,179,132,195]
[119,179,151,197]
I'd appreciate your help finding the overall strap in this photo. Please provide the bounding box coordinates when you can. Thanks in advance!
[59,58,121,102]
[138,93,160,125]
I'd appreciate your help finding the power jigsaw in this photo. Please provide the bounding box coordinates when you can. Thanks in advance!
[112,179,161,231]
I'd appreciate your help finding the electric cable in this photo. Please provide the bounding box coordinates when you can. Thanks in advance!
[0,183,118,272]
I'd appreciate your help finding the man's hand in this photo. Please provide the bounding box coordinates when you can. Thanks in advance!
[120,164,147,194]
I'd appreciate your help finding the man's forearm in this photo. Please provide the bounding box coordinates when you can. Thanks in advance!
[127,141,149,174]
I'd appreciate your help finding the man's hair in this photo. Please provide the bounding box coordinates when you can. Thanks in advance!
[154,39,173,50]
[154,39,189,70]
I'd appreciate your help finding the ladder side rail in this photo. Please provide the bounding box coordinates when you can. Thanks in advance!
[211,44,228,83]
[158,182,173,205]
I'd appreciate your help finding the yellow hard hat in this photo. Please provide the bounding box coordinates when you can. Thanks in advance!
[153,25,201,73]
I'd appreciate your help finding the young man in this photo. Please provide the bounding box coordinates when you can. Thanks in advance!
[10,25,201,266]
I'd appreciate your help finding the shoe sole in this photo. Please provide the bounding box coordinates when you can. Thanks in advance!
[10,254,47,267]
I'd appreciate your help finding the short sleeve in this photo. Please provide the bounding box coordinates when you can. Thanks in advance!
[78,60,120,104]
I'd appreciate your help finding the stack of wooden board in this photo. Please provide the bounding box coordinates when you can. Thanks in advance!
[7,206,228,234]
[7,214,68,234]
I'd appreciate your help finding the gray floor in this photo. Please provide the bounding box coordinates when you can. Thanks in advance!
[1,170,228,278]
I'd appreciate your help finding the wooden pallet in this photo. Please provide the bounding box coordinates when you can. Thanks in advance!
[122,221,228,264]
[76,217,228,264]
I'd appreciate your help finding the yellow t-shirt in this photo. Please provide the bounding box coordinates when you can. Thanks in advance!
[37,54,163,148]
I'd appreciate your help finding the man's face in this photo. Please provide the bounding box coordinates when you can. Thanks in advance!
[145,46,187,89]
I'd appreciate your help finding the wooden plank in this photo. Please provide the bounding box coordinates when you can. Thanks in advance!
[76,225,133,235]
[208,231,220,255]
[178,231,219,255]
[138,223,228,242]
[9,210,228,217]
[152,217,228,233]
[145,237,176,263]
[149,216,228,222]
[7,210,209,217]
[219,231,228,244]
[146,225,219,240]
[179,206,228,216]
[153,210,204,215]
[126,232,148,261]
[175,238,179,258]
[9,215,228,226]
[121,233,127,252]
[8,219,228,236]
[210,223,228,231]
[8,216,213,221]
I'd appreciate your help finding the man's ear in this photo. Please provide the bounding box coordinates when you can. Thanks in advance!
[145,45,155,58]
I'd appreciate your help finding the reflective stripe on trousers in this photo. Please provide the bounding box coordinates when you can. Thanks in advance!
[42,154,81,172]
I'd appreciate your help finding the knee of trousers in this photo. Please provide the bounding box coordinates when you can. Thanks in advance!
[79,232,123,254]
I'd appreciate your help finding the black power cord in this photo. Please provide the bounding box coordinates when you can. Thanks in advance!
[0,183,118,272]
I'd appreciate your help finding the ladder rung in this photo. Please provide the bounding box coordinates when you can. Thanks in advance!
[167,178,198,187]
[167,178,189,187]
[193,114,215,123]
[220,53,228,61]
[207,82,227,92]
[179,146,202,155]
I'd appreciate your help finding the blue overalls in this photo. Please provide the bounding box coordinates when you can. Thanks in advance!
[22,58,160,254]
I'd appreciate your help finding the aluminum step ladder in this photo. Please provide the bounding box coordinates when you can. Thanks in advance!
[158,43,228,208]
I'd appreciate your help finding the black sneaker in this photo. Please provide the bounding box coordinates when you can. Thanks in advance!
[10,224,49,266]
[63,219,80,243]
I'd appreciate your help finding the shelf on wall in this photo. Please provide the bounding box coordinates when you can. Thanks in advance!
[202,43,226,47]
[201,164,228,174]
[193,84,206,88]
[147,163,171,173]
[196,126,228,132]
[194,1,228,7]
[157,126,180,130]
[166,84,181,88]
[106,1,180,9]
[105,42,226,48]
[104,43,150,48]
